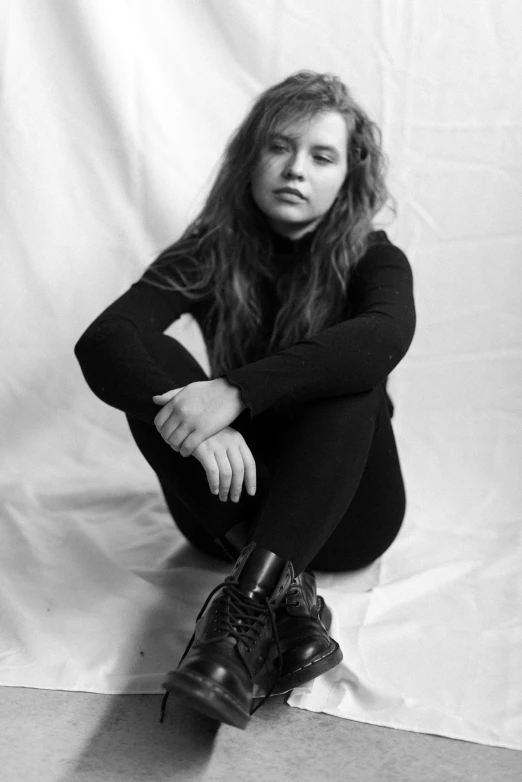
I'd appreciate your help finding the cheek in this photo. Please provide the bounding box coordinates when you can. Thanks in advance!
[252,160,277,198]
[260,157,279,181]
[322,171,346,206]
[251,166,271,210]
[250,166,263,199]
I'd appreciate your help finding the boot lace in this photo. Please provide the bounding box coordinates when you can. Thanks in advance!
[280,577,301,609]
[160,575,283,722]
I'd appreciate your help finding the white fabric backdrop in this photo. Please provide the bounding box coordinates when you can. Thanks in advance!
[1,0,521,750]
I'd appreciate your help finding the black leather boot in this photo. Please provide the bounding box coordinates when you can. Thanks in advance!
[268,570,343,695]
[214,534,343,697]
[161,542,294,729]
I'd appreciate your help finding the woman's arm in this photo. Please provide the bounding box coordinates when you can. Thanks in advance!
[223,239,416,418]
[74,280,196,423]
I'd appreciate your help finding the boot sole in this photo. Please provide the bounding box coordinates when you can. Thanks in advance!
[262,595,342,696]
[162,669,251,730]
[269,639,343,695]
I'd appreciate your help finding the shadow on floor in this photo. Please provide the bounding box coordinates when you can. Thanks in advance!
[67,543,276,780]
[71,693,220,780]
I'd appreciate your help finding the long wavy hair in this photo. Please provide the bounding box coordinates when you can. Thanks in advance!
[142,70,388,378]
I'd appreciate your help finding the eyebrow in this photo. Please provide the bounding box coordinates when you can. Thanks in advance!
[268,133,340,157]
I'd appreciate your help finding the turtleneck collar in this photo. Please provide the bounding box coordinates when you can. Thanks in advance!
[269,226,317,257]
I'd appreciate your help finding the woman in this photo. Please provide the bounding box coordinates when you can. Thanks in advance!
[75,71,416,730]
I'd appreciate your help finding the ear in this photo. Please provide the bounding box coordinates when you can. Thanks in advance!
[348,113,372,170]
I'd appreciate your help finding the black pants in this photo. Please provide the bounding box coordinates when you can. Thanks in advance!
[126,334,406,575]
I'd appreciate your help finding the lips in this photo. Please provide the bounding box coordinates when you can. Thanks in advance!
[274,187,306,200]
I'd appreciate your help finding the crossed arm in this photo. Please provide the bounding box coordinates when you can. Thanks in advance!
[75,236,415,502]
[152,378,257,503]
[151,377,246,457]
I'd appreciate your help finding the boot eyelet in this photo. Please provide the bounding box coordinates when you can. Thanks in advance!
[293,601,300,607]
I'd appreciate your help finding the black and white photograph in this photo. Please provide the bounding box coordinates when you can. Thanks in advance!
[1,1,521,779]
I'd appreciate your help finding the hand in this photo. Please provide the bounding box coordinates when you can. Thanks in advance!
[152,378,246,457]
[192,426,257,502]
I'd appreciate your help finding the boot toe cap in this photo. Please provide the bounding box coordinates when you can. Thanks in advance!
[174,647,253,710]
[280,635,337,676]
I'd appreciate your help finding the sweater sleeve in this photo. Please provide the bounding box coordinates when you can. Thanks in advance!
[223,239,416,418]
[74,279,198,423]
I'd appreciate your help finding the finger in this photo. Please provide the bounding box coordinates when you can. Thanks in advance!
[213,451,233,502]
[156,412,184,445]
[152,395,170,407]
[152,388,184,405]
[166,425,193,454]
[239,442,257,496]
[202,453,220,496]
[154,403,178,430]
[226,447,245,503]
[179,430,209,458]
[160,416,184,443]
[155,412,187,454]
[191,442,220,494]
[154,398,183,428]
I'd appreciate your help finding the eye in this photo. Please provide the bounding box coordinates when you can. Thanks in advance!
[314,155,332,164]
[269,143,288,153]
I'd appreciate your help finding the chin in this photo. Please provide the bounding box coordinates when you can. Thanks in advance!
[270,205,310,222]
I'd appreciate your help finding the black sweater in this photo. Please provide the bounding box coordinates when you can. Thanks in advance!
[74,230,416,424]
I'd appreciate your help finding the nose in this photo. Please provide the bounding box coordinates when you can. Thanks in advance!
[283,151,305,181]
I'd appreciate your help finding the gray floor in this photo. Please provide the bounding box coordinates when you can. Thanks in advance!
[1,687,521,782]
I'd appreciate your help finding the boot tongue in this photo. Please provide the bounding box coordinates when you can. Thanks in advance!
[237,547,286,603]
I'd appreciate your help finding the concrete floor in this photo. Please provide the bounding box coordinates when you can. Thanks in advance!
[1,687,521,782]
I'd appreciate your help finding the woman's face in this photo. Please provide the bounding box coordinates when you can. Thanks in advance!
[251,110,349,240]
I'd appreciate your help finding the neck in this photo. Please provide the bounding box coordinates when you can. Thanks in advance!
[269,219,320,241]
[269,224,318,256]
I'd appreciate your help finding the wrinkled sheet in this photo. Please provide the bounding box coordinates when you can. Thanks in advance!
[1,0,521,751]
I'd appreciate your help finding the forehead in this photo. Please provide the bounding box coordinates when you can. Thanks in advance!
[271,111,349,151]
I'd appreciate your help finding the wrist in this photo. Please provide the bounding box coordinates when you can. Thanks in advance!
[217,376,246,413]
